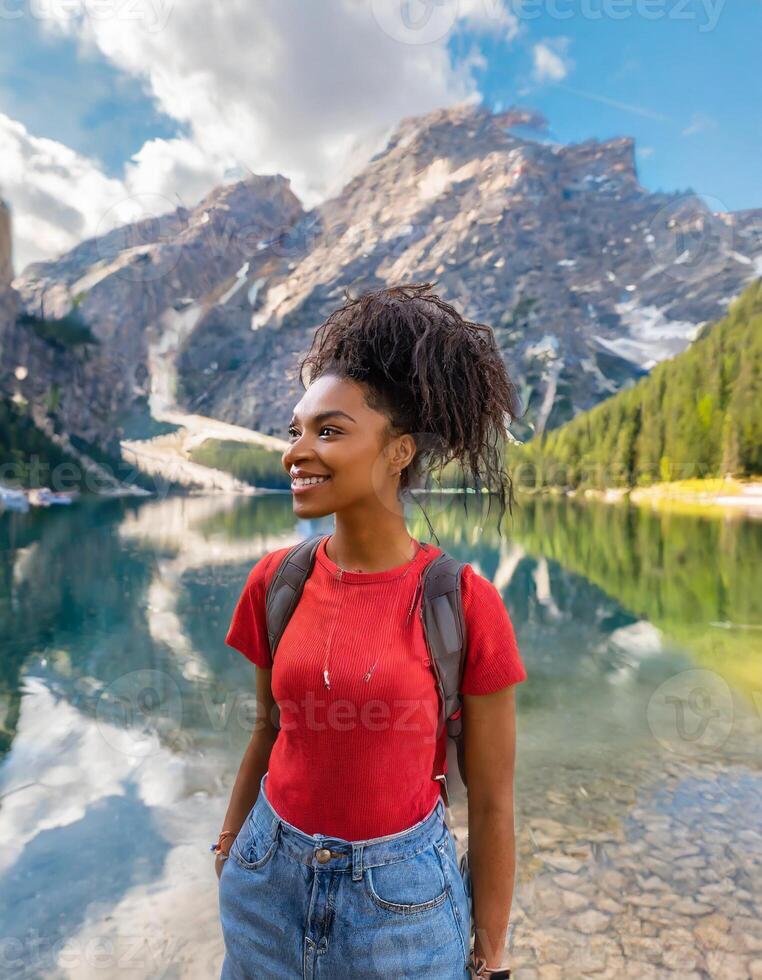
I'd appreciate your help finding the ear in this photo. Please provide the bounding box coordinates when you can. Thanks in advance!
[390,433,416,473]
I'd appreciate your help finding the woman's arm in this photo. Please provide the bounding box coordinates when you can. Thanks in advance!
[215,667,279,877]
[462,684,520,970]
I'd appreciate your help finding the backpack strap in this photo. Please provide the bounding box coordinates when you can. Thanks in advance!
[419,553,468,806]
[264,532,326,730]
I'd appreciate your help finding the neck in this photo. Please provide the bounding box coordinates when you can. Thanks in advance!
[327,519,419,573]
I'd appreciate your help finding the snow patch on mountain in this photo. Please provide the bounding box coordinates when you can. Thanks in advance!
[596,301,703,370]
[418,160,451,202]
[218,261,250,305]
[526,334,560,360]
[148,302,204,418]
[580,356,619,395]
[247,277,266,307]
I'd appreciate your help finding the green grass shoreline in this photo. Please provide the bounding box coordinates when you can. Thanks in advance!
[518,476,762,518]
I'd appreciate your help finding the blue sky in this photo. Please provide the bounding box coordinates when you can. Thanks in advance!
[1,1,759,271]
[470,1,762,212]
[0,15,182,176]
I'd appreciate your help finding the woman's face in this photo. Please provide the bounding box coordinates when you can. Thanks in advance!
[282,373,413,519]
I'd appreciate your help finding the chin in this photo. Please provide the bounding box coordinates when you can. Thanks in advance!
[292,499,334,518]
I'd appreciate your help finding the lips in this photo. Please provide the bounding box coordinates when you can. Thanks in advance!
[291,474,331,493]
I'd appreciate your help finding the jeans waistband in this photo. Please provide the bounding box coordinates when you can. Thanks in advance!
[249,771,447,882]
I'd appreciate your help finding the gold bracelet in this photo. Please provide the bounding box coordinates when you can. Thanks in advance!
[467,952,511,978]
[210,829,237,854]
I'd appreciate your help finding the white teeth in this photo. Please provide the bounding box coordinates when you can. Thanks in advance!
[292,475,329,486]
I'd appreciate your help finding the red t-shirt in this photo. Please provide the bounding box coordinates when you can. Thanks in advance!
[225,535,527,840]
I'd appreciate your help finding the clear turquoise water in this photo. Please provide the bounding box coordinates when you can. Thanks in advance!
[0,493,760,977]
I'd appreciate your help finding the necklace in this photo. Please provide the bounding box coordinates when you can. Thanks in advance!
[321,535,425,689]
[326,534,421,573]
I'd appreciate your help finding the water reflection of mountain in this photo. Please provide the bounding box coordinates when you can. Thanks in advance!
[0,495,297,756]
[2,493,761,978]
[505,496,762,698]
[2,492,760,760]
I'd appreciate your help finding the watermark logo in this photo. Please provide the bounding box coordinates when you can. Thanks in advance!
[371,0,460,44]
[95,668,183,757]
[646,668,734,756]
[646,194,733,283]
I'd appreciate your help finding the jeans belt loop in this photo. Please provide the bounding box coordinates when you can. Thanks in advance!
[351,843,364,881]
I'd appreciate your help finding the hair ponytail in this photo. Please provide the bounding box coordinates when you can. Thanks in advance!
[298,281,524,537]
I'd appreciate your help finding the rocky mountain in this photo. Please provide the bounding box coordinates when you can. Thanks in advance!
[9,103,762,460]
[0,198,17,339]
[8,176,305,454]
[1,195,159,494]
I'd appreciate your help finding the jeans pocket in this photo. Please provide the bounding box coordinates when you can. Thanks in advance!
[365,844,450,914]
[459,849,471,899]
[230,811,279,872]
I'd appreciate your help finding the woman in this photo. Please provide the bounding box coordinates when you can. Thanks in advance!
[216,282,527,978]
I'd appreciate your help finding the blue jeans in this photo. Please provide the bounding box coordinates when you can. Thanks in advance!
[218,771,473,978]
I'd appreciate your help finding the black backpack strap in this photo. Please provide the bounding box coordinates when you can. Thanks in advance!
[263,532,326,732]
[419,552,468,804]
[265,532,325,655]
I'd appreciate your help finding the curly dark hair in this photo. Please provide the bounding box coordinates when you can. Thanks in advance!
[297,281,524,538]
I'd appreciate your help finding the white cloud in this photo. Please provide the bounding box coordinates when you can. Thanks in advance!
[532,37,573,83]
[0,114,227,273]
[0,113,125,273]
[4,0,521,272]
[682,112,718,137]
[122,136,228,205]
[457,0,520,41]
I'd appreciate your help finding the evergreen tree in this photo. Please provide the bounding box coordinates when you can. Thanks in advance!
[507,279,762,488]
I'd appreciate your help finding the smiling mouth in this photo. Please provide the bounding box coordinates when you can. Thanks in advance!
[291,475,332,491]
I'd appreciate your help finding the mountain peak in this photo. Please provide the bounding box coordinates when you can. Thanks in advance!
[7,103,762,455]
[380,100,514,159]
[194,173,297,214]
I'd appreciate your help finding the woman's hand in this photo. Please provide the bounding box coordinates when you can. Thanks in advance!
[467,952,512,977]
[215,851,230,880]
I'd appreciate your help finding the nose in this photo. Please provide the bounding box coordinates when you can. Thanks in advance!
[283,431,316,470]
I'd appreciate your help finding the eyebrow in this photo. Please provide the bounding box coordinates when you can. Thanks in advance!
[289,410,357,425]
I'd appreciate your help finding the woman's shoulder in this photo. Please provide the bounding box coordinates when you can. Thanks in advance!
[226,544,298,667]
[459,561,500,602]
[421,549,499,606]
[244,543,296,590]
[455,562,527,693]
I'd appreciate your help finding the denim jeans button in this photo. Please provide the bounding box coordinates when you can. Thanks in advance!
[315,847,332,863]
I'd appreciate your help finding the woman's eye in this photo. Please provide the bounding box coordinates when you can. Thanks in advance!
[287,426,339,439]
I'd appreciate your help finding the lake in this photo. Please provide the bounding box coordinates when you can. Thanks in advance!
[1,492,760,978]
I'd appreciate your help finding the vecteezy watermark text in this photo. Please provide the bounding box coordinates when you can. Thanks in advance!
[0,927,184,974]
[371,0,726,43]
[512,0,725,32]
[0,0,172,31]
[230,691,445,743]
